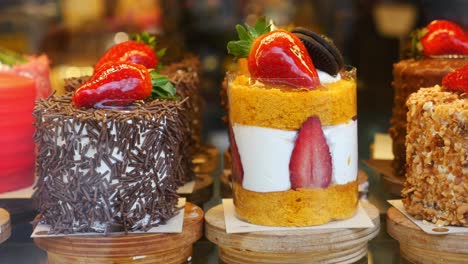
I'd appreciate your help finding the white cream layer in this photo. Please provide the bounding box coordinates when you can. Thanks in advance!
[233,120,357,192]
[317,69,341,84]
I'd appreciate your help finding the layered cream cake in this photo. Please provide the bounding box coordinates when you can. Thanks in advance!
[227,18,358,226]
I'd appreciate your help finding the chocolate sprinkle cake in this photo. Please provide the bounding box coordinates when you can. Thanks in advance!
[33,93,190,234]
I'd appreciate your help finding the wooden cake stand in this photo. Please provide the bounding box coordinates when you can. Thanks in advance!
[180,173,214,206]
[205,201,380,264]
[363,159,404,197]
[0,208,11,244]
[34,203,204,264]
[387,207,468,264]
[193,144,219,174]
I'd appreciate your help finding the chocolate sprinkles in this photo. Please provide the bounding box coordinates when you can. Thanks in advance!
[33,91,190,234]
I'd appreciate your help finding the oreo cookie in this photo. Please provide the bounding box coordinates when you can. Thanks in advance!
[292,27,344,75]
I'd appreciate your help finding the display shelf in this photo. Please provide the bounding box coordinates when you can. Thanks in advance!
[34,203,204,264]
[0,208,11,244]
[205,201,380,264]
[387,207,468,264]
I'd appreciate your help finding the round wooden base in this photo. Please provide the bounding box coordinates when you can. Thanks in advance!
[34,203,204,264]
[387,207,468,264]
[205,201,380,264]
[0,208,11,244]
[180,173,214,206]
[193,144,219,174]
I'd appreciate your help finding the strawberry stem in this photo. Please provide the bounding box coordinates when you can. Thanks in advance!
[227,16,271,58]
[133,32,156,50]
[411,28,428,59]
[149,70,177,100]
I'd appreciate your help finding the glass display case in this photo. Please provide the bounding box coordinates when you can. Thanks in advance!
[0,1,467,263]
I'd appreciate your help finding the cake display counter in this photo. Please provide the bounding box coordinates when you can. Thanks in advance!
[1,2,467,264]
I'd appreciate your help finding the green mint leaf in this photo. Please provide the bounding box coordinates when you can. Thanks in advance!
[149,71,177,100]
[156,48,167,59]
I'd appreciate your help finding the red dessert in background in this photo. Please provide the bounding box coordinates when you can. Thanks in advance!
[0,73,36,194]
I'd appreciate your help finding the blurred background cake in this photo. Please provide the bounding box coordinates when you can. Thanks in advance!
[389,20,468,177]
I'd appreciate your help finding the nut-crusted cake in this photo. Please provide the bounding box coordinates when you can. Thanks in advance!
[402,85,467,226]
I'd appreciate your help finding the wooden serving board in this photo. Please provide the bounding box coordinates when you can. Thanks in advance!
[34,203,204,264]
[387,207,468,264]
[193,144,219,174]
[180,173,214,206]
[363,159,404,197]
[205,201,380,264]
[0,208,11,244]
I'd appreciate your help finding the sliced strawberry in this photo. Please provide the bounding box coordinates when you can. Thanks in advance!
[413,20,468,57]
[73,62,176,109]
[249,30,320,88]
[228,124,243,184]
[94,33,162,70]
[442,65,468,93]
[227,17,320,88]
[73,62,152,108]
[289,116,332,189]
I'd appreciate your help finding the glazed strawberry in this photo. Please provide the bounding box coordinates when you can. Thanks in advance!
[73,62,176,108]
[442,65,468,93]
[413,20,468,57]
[94,33,159,70]
[289,116,332,189]
[228,124,244,183]
[227,17,320,88]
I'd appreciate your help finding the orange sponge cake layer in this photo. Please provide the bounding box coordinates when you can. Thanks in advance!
[233,181,358,226]
[229,75,356,129]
